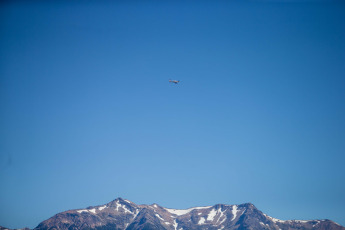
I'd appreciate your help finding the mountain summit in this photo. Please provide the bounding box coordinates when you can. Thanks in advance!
[3,198,344,230]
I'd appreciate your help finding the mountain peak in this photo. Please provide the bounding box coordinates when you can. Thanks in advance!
[239,202,256,208]
[3,198,344,230]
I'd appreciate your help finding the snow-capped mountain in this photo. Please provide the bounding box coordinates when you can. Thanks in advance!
[2,198,344,230]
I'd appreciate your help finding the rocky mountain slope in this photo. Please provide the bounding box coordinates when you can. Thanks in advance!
[2,198,344,230]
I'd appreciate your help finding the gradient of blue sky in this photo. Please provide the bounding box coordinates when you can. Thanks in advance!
[1,0,345,228]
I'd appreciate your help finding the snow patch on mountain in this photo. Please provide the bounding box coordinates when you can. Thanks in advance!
[264,214,315,225]
[207,208,217,221]
[231,205,238,221]
[218,209,227,225]
[124,199,132,204]
[295,220,309,223]
[263,214,287,223]
[89,208,96,214]
[77,209,87,213]
[165,206,211,216]
[155,214,164,221]
[198,217,206,225]
[115,200,133,214]
[173,219,178,230]
[99,206,106,211]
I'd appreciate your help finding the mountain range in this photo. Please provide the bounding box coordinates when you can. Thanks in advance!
[2,198,344,230]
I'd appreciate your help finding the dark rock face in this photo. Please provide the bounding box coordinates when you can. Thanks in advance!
[2,198,345,230]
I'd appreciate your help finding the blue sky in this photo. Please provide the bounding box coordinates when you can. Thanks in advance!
[1,0,345,228]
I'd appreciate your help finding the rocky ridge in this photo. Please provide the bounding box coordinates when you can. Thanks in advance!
[1,198,344,230]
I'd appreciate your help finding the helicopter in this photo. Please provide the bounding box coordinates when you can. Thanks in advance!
[169,79,180,84]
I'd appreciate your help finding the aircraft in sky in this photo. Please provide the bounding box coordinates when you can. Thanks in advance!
[169,79,180,84]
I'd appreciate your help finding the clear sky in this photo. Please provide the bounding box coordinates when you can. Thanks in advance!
[1,0,345,228]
